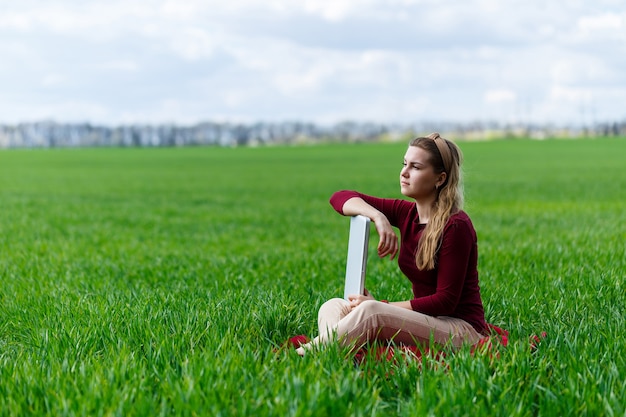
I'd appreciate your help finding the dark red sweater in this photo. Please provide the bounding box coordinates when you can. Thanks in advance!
[330,190,487,334]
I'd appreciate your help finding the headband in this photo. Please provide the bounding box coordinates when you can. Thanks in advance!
[431,133,452,174]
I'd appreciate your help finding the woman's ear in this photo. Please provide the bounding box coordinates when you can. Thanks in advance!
[437,172,447,188]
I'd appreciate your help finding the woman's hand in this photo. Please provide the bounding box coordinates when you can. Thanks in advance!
[372,213,398,260]
[340,197,398,260]
[348,288,375,310]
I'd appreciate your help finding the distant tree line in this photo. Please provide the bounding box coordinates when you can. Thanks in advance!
[1,120,625,148]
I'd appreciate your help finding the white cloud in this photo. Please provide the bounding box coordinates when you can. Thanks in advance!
[0,0,625,125]
[302,0,366,21]
[168,28,219,61]
[550,54,617,86]
[549,85,592,102]
[100,60,140,72]
[0,12,32,31]
[578,12,623,32]
[484,90,517,104]
[41,74,67,88]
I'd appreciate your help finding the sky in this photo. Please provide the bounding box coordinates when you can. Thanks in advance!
[1,0,625,126]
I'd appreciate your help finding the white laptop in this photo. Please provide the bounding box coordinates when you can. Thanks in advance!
[343,215,371,300]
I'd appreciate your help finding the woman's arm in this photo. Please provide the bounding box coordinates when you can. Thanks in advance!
[341,197,398,260]
[387,300,413,310]
[348,292,413,310]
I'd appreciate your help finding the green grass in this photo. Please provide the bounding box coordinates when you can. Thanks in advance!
[0,138,625,416]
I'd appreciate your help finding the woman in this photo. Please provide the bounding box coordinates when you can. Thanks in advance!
[296,133,487,356]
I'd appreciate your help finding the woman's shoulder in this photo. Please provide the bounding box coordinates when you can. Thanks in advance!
[447,210,476,231]
[450,210,471,221]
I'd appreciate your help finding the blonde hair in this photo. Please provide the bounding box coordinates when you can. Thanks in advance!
[410,133,464,270]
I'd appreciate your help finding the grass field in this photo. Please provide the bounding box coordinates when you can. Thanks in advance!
[0,138,625,416]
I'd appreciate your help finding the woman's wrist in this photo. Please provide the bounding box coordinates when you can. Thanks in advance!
[370,211,386,224]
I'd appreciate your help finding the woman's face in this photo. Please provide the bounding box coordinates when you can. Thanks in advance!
[400,145,445,201]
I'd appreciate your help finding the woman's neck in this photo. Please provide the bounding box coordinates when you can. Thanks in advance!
[415,198,436,224]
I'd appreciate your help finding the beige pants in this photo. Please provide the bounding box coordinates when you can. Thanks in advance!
[298,298,482,354]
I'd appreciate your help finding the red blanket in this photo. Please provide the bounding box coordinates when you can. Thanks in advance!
[285,324,546,366]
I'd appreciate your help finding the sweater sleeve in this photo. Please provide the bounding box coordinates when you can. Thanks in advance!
[329,190,362,214]
[329,190,412,227]
[409,218,474,315]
